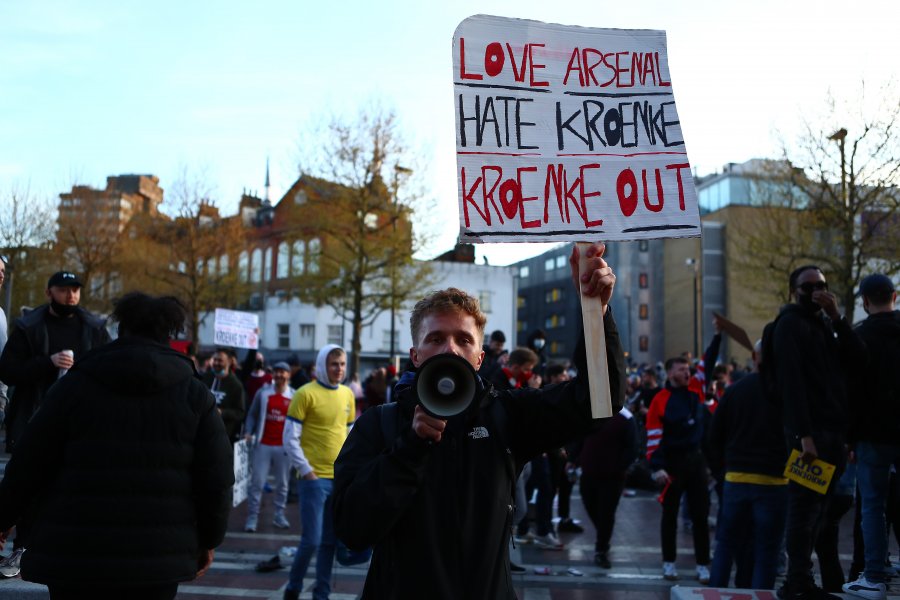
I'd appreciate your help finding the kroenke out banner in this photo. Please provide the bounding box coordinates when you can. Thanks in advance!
[453,15,701,244]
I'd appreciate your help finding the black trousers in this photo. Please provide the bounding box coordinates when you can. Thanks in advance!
[784,430,846,594]
[580,475,625,553]
[660,450,710,564]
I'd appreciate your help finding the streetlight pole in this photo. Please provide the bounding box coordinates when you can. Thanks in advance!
[685,257,699,359]
[829,128,848,209]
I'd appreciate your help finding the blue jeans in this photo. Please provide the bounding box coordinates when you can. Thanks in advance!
[856,441,900,583]
[710,480,787,589]
[287,477,335,599]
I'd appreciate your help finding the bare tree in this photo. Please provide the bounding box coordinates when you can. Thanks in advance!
[731,84,900,317]
[0,184,57,317]
[136,169,250,343]
[293,106,435,376]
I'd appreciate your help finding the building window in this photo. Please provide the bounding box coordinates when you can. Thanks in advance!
[308,238,321,274]
[206,257,216,276]
[238,251,249,282]
[219,253,228,276]
[544,314,565,329]
[550,341,566,354]
[639,273,649,288]
[263,247,273,281]
[299,324,315,350]
[478,290,492,313]
[327,324,342,346]
[519,266,530,278]
[277,242,289,279]
[545,258,555,271]
[251,248,262,283]
[639,335,649,352]
[292,241,304,276]
[517,320,527,332]
[517,295,526,309]
[639,240,649,252]
[639,304,649,320]
[277,324,290,349]
[545,288,562,303]
[555,255,566,269]
[381,329,393,352]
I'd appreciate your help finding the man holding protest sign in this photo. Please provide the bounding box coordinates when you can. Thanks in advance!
[333,241,625,599]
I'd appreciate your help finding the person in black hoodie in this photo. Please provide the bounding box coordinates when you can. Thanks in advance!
[0,292,234,599]
[332,242,625,600]
[708,338,788,589]
[842,273,900,600]
[772,265,865,600]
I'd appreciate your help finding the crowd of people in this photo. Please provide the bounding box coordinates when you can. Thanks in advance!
[0,250,896,600]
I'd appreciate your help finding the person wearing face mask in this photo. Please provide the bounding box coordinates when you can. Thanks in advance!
[770,265,865,600]
[0,271,110,455]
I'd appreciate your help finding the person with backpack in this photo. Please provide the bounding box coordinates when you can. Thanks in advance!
[771,265,865,600]
[332,242,625,600]
[842,274,900,600]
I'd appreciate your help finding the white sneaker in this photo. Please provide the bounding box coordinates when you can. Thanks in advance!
[532,532,564,550]
[662,561,678,581]
[244,514,258,532]
[696,564,710,584]
[0,548,25,578]
[513,531,534,545]
[842,575,887,600]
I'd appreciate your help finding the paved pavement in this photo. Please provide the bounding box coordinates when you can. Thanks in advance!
[1,458,898,599]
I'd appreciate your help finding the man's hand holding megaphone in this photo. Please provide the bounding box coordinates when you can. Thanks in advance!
[409,242,614,444]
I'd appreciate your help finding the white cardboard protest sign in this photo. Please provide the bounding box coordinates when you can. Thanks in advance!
[453,15,700,243]
[214,308,259,350]
[233,439,250,507]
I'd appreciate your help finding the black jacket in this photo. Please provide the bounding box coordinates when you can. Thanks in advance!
[0,337,234,587]
[0,304,110,452]
[707,373,788,478]
[850,310,900,444]
[772,304,865,437]
[332,310,624,600]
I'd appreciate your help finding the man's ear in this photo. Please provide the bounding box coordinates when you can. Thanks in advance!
[409,346,420,369]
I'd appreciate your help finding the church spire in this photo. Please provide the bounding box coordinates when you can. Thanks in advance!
[264,156,271,203]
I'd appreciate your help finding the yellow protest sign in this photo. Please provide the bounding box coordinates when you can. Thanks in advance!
[783,449,836,494]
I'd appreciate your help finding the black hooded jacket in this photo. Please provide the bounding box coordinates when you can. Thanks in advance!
[0,337,234,587]
[851,310,900,444]
[332,310,625,600]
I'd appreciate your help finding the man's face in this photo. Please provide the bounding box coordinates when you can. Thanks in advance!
[211,352,230,375]
[326,352,346,385]
[488,339,504,354]
[794,269,827,304]
[411,310,485,370]
[47,285,81,306]
[641,372,655,388]
[272,368,289,388]
[668,361,691,388]
[0,262,5,287]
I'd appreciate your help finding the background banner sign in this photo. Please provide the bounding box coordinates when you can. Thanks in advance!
[453,15,700,243]
[232,439,250,507]
[214,308,259,349]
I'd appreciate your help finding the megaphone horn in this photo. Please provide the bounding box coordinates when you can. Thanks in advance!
[414,353,479,418]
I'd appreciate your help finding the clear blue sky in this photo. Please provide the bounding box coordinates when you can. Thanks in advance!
[1,0,894,264]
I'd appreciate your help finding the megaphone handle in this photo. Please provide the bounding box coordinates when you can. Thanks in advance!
[577,242,613,419]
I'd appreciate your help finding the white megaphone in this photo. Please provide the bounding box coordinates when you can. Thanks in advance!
[414,353,479,418]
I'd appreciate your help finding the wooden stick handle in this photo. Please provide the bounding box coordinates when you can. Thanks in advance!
[577,242,612,419]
